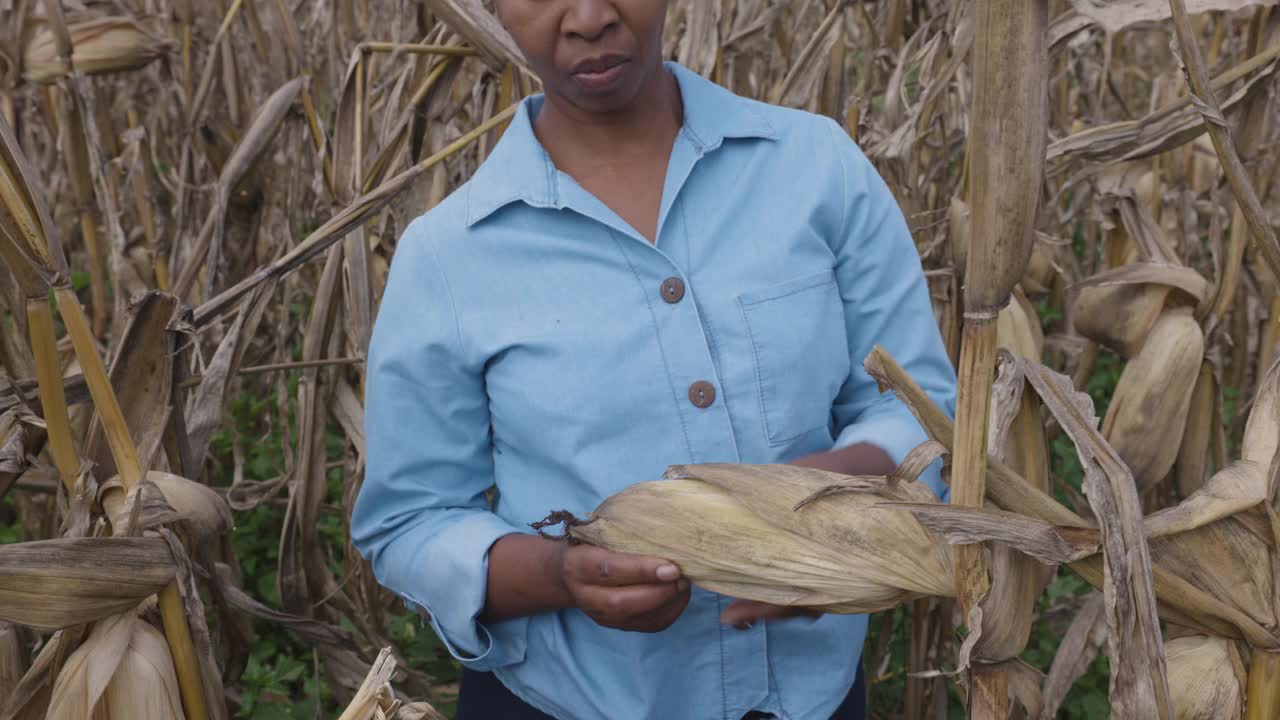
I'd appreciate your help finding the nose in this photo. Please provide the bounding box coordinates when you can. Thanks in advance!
[561,0,619,42]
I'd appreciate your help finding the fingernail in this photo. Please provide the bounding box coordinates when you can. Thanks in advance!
[734,621,752,631]
[656,564,679,582]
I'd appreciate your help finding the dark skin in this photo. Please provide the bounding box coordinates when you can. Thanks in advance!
[482,0,904,632]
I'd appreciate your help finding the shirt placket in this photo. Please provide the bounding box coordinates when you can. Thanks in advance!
[643,143,782,720]
[554,133,773,719]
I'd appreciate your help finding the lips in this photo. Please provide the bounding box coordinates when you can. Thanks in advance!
[571,54,628,76]
[569,54,629,92]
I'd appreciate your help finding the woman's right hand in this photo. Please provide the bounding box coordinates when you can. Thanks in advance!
[554,542,691,633]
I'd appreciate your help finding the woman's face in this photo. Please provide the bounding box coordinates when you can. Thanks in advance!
[495,0,670,114]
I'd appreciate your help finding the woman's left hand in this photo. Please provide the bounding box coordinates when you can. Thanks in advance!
[719,599,823,628]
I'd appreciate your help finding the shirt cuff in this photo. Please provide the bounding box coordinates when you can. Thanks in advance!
[833,411,950,503]
[395,512,530,670]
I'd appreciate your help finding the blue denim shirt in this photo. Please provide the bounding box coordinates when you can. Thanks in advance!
[351,62,956,720]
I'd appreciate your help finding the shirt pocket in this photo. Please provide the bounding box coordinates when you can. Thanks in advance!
[737,268,851,446]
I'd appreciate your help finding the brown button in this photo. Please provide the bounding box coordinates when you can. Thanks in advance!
[661,277,685,304]
[688,380,716,408]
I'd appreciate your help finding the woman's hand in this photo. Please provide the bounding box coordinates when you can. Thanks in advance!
[720,599,822,628]
[555,542,692,633]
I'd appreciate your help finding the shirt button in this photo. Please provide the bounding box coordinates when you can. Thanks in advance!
[661,277,685,304]
[688,380,716,408]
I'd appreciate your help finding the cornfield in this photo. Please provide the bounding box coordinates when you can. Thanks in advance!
[0,0,1278,717]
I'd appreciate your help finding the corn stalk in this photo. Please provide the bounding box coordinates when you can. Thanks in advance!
[953,0,1049,714]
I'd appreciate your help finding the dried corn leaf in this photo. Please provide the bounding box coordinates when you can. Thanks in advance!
[1021,357,1173,718]
[215,564,373,692]
[421,0,527,71]
[0,537,175,630]
[0,622,23,705]
[895,504,1101,564]
[0,630,56,720]
[185,283,273,475]
[1069,0,1277,34]
[0,116,65,294]
[1145,461,1269,540]
[85,291,179,480]
[1046,55,1277,169]
[1070,264,1209,307]
[337,647,397,720]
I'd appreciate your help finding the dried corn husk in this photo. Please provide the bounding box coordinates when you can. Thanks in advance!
[46,612,183,720]
[1241,357,1280,466]
[1072,279,1171,357]
[1102,308,1204,491]
[1165,635,1245,720]
[23,17,170,84]
[560,463,954,613]
[102,471,234,541]
[984,300,1054,660]
[1023,240,1057,295]
[0,537,176,630]
[1174,362,1218,497]
[996,287,1043,361]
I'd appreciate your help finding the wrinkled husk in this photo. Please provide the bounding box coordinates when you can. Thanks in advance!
[0,537,176,630]
[1102,308,1204,491]
[23,16,170,84]
[103,471,234,542]
[980,296,1054,661]
[46,612,183,720]
[1022,241,1057,295]
[1165,635,1245,720]
[996,286,1043,361]
[1072,280,1171,357]
[1241,356,1280,466]
[563,464,954,614]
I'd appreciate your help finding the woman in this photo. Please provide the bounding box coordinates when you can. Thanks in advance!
[351,1,957,718]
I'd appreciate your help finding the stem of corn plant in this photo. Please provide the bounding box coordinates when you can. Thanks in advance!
[53,286,210,720]
[356,42,479,56]
[79,213,107,338]
[159,583,208,720]
[1245,650,1280,720]
[25,298,80,490]
[951,318,1006,719]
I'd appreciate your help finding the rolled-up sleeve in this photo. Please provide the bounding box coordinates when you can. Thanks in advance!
[821,119,957,502]
[351,218,527,670]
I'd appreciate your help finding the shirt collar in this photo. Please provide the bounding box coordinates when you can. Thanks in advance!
[464,61,778,227]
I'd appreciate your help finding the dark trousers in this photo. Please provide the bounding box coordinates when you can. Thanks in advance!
[455,664,866,720]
